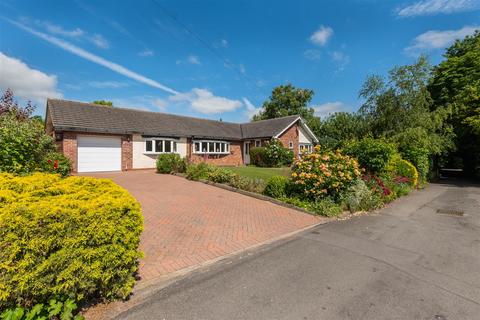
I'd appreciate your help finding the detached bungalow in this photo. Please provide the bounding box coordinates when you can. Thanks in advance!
[45,99,318,173]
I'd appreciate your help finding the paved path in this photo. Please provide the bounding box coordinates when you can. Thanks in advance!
[87,170,320,288]
[117,181,480,320]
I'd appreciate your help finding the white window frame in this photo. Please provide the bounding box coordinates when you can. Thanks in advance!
[254,140,261,147]
[288,141,294,149]
[193,140,230,154]
[144,137,178,154]
[299,143,313,154]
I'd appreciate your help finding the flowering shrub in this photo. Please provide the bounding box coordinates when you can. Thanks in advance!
[387,155,418,187]
[291,145,361,199]
[39,152,72,177]
[263,139,294,167]
[0,173,143,309]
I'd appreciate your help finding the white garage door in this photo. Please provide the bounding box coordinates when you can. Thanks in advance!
[77,136,121,172]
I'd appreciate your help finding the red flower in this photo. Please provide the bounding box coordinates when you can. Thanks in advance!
[47,159,52,164]
[53,160,59,170]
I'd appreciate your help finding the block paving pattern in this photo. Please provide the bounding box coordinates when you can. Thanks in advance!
[87,171,320,285]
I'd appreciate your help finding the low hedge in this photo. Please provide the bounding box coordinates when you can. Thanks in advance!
[263,176,289,199]
[0,173,143,309]
[249,147,266,167]
[387,156,418,187]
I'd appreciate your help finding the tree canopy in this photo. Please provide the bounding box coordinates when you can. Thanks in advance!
[92,100,113,107]
[429,31,480,174]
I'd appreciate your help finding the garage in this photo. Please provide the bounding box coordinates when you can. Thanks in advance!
[77,136,122,172]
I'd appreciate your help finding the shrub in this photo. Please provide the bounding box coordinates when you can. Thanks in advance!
[39,152,72,177]
[1,298,84,320]
[387,155,418,187]
[156,154,186,174]
[264,139,294,167]
[263,175,289,199]
[0,114,56,174]
[0,173,143,309]
[278,196,342,217]
[249,147,267,167]
[344,138,396,174]
[342,178,380,213]
[206,167,237,184]
[399,146,429,183]
[185,162,213,180]
[229,175,266,193]
[291,145,362,200]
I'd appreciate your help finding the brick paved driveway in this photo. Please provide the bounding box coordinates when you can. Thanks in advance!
[88,170,320,287]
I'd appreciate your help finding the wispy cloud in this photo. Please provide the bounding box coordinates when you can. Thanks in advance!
[169,88,242,114]
[32,20,110,49]
[303,49,321,61]
[187,55,201,65]
[405,25,479,55]
[309,25,333,46]
[90,33,109,49]
[243,97,261,119]
[138,49,154,57]
[330,51,350,71]
[88,81,129,88]
[5,18,179,95]
[0,52,62,104]
[314,102,347,117]
[396,0,479,17]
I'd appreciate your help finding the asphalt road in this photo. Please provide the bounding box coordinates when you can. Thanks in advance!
[117,181,480,320]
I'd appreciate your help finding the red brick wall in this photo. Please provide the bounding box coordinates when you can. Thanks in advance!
[60,131,133,172]
[189,141,243,166]
[277,122,299,154]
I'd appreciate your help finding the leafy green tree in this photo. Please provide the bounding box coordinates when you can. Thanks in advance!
[429,31,480,175]
[253,84,316,123]
[316,112,370,149]
[359,57,454,179]
[92,100,113,106]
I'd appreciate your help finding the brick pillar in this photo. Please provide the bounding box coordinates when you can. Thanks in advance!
[121,135,133,171]
[62,132,77,172]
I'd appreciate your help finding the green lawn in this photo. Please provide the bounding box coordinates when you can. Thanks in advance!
[221,166,291,181]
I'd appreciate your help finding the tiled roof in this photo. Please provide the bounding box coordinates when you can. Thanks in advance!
[47,99,303,140]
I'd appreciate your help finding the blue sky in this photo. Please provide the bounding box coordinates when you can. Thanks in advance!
[0,0,479,122]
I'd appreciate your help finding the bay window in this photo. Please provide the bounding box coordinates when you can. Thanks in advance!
[193,140,230,154]
[145,138,177,154]
[299,143,313,153]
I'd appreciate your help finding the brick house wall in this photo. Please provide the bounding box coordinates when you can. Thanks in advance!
[59,131,133,172]
[189,141,243,166]
[277,123,299,155]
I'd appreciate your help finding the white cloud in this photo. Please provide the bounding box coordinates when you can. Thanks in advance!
[239,64,246,74]
[0,52,62,104]
[152,98,167,111]
[221,39,228,47]
[6,18,179,95]
[187,55,201,65]
[34,20,109,49]
[169,88,242,114]
[330,51,350,71]
[304,49,321,61]
[397,0,479,17]
[88,81,128,88]
[309,25,333,46]
[243,97,261,119]
[314,102,347,117]
[138,49,154,57]
[90,33,109,49]
[40,21,84,37]
[405,25,479,55]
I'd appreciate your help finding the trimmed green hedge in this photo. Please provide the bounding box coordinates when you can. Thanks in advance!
[156,154,186,174]
[0,173,143,309]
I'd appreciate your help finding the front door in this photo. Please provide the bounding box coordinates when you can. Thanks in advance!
[244,142,250,165]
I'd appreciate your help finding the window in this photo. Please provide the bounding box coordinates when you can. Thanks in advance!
[289,141,294,149]
[299,143,313,154]
[144,138,178,154]
[255,140,261,147]
[193,140,230,154]
[146,140,153,152]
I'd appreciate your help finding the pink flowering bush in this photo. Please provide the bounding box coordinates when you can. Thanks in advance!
[291,145,362,199]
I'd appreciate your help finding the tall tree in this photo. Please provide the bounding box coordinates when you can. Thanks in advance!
[316,112,370,149]
[92,100,113,107]
[253,84,315,123]
[429,31,480,175]
[359,56,454,179]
